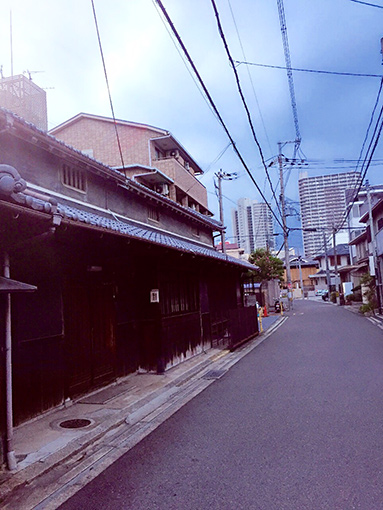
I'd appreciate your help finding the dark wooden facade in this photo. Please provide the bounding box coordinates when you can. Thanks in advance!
[0,110,258,464]
[3,215,257,426]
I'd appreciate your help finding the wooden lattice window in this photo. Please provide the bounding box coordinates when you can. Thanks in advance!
[161,273,199,316]
[148,205,160,222]
[62,164,86,192]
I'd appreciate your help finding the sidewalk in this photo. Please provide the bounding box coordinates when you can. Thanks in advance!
[0,315,285,509]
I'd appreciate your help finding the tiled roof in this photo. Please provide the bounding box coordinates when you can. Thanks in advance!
[58,202,253,269]
[314,243,350,259]
[0,167,253,271]
[0,108,221,230]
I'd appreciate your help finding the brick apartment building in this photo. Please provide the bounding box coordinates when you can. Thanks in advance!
[50,113,210,216]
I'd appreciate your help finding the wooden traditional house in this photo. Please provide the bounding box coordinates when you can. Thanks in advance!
[0,108,258,466]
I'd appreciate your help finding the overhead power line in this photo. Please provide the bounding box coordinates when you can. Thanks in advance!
[209,0,282,218]
[151,0,218,122]
[91,0,125,168]
[235,60,383,79]
[355,77,383,172]
[336,78,383,231]
[348,0,383,8]
[153,0,284,230]
[226,0,273,154]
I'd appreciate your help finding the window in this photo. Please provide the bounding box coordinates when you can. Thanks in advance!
[154,147,164,160]
[192,225,200,238]
[62,164,86,192]
[378,217,383,232]
[161,273,199,316]
[352,204,361,218]
[148,205,160,222]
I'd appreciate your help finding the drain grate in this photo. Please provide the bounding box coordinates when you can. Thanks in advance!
[202,369,227,380]
[59,418,92,429]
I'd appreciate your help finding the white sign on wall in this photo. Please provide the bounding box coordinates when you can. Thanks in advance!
[150,289,160,303]
[369,255,376,276]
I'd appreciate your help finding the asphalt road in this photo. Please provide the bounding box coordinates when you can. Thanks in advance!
[59,300,383,510]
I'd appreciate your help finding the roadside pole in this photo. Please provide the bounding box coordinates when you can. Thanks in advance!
[298,255,304,297]
[366,180,382,313]
[332,229,341,303]
[215,170,238,255]
[278,142,292,309]
[323,230,332,296]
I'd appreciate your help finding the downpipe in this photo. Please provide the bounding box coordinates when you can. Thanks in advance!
[3,225,60,470]
[4,252,17,471]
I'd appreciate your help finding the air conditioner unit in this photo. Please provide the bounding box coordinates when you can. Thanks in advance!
[162,183,169,195]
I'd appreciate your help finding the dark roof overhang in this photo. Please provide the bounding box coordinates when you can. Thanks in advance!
[0,192,252,272]
[0,276,37,293]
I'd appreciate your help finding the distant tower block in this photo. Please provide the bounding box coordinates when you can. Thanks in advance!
[0,74,47,130]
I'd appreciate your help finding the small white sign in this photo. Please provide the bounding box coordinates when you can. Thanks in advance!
[150,289,160,303]
[369,255,376,276]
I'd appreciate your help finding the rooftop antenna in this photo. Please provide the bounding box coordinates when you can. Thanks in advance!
[23,70,45,81]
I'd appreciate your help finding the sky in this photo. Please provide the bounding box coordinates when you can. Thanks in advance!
[1,0,383,251]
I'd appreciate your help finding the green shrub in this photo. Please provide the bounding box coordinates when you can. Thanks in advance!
[359,303,374,314]
[348,290,362,302]
[330,291,338,303]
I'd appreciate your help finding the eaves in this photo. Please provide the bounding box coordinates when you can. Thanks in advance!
[0,108,221,231]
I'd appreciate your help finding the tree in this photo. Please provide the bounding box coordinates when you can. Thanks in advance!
[248,248,284,282]
[359,272,377,314]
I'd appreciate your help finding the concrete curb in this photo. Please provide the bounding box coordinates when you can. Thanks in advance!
[0,317,286,507]
[0,352,218,502]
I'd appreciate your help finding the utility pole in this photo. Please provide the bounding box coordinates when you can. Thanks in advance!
[332,228,341,302]
[323,230,332,295]
[215,170,238,255]
[216,170,226,253]
[278,142,292,304]
[298,255,304,296]
[366,180,382,313]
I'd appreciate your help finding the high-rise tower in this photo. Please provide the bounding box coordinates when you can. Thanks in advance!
[232,198,274,255]
[298,171,362,258]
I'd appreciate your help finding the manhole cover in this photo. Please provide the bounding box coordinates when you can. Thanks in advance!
[203,369,227,380]
[59,418,92,429]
